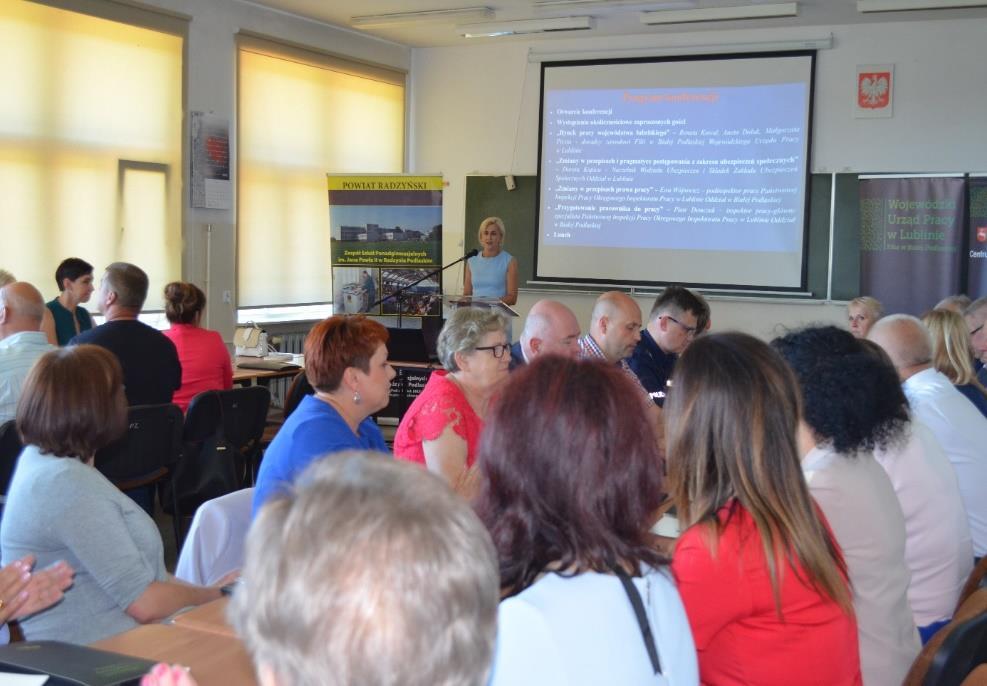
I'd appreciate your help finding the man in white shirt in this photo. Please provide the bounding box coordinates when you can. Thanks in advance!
[0,281,56,423]
[870,313,987,559]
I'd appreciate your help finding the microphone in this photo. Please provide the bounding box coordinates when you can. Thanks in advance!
[465,248,479,259]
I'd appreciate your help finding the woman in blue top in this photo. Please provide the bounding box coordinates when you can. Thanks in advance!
[252,315,395,517]
[464,217,518,306]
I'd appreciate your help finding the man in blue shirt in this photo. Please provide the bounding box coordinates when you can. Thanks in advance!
[628,286,709,407]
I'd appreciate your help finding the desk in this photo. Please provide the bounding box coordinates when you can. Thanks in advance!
[91,622,257,685]
[233,355,304,386]
[171,597,236,638]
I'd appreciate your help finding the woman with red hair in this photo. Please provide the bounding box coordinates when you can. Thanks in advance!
[252,315,394,516]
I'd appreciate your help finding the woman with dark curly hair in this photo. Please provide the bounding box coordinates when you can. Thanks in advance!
[477,356,697,685]
[773,326,921,684]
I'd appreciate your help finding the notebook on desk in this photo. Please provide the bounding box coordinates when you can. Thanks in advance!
[0,640,155,685]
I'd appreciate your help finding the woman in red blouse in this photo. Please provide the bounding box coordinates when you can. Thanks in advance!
[394,307,509,496]
[665,333,861,686]
[162,282,232,412]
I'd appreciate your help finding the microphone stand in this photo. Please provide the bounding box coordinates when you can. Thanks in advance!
[369,249,478,328]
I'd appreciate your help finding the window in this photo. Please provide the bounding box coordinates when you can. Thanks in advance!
[0,1,183,305]
[237,36,406,309]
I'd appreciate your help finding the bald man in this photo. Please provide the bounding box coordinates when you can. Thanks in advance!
[578,292,663,440]
[509,299,581,370]
[869,314,987,558]
[0,281,56,422]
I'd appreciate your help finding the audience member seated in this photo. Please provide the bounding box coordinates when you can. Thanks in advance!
[847,295,882,339]
[253,316,392,517]
[0,281,55,423]
[223,454,498,686]
[509,298,580,369]
[936,293,971,314]
[477,357,698,685]
[0,269,56,345]
[963,296,987,386]
[628,285,707,407]
[869,314,987,560]
[773,327,921,682]
[862,340,972,643]
[666,333,861,686]
[0,345,230,644]
[394,308,509,495]
[923,308,987,418]
[70,262,181,406]
[46,257,94,345]
[578,291,661,439]
[161,281,232,413]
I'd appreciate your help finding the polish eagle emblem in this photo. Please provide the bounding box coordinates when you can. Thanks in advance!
[858,72,891,109]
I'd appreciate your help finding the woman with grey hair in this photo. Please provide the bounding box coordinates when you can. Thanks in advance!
[143,453,500,686]
[395,306,509,495]
[848,295,883,339]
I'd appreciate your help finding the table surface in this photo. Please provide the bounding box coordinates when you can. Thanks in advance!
[171,597,237,638]
[91,622,257,686]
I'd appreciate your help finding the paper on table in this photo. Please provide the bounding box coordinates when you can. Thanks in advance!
[0,673,49,685]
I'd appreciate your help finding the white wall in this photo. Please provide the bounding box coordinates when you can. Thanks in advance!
[132,0,411,337]
[410,17,987,338]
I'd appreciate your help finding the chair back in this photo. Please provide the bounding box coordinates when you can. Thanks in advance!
[175,487,254,586]
[905,589,987,686]
[216,386,270,482]
[283,371,313,419]
[94,404,183,490]
[0,420,23,501]
[168,391,240,545]
[958,557,987,614]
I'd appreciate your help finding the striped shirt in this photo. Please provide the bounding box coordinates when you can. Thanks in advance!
[0,331,55,423]
[577,334,654,406]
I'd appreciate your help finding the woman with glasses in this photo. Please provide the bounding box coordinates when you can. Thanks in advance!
[395,307,510,496]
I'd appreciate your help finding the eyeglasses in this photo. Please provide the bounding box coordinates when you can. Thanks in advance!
[663,315,698,338]
[475,343,510,358]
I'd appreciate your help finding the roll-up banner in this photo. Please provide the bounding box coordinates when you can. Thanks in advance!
[859,176,966,315]
[328,175,444,317]
[967,178,987,299]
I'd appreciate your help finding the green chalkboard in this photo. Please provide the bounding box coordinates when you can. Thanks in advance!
[465,174,862,301]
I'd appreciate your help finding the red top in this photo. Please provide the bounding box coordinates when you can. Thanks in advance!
[163,323,233,412]
[672,500,862,686]
[393,370,482,468]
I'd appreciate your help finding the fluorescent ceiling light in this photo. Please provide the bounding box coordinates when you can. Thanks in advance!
[534,0,695,8]
[641,2,798,24]
[459,16,594,37]
[351,7,494,28]
[858,0,987,10]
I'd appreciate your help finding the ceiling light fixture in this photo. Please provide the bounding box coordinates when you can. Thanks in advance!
[351,7,494,28]
[533,0,695,8]
[459,16,595,38]
[640,2,798,24]
[857,0,987,11]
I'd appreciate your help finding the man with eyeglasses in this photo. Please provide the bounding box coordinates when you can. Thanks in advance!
[628,286,709,407]
[963,296,987,386]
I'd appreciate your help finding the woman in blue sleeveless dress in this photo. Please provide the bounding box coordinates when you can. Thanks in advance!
[463,216,518,306]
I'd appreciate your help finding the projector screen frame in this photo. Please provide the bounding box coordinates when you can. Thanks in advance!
[533,49,818,294]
